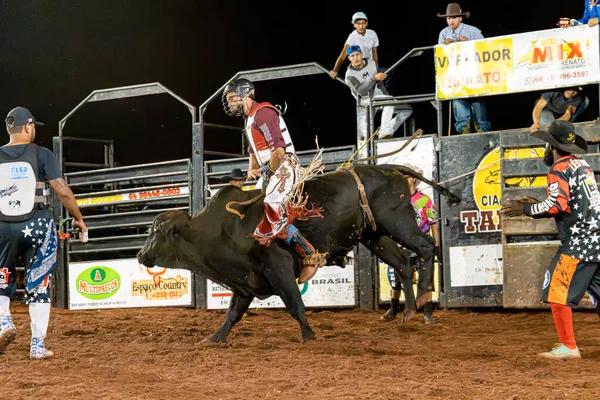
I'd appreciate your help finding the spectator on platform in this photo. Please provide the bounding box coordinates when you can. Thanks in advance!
[345,45,412,139]
[558,1,600,28]
[329,12,379,80]
[220,168,245,189]
[437,3,491,134]
[530,87,589,133]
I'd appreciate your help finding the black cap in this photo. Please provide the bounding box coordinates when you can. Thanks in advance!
[220,168,246,183]
[5,106,44,128]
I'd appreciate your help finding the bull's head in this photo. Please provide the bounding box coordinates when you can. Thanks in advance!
[137,210,191,269]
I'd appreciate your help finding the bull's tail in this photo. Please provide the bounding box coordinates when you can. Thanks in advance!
[394,166,461,205]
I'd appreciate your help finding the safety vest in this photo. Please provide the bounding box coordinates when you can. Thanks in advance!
[244,102,295,166]
[0,144,49,222]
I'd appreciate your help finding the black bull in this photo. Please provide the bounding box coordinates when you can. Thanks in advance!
[137,165,460,342]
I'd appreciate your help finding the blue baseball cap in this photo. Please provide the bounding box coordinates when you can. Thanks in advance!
[5,106,44,128]
[351,12,368,23]
[347,45,362,56]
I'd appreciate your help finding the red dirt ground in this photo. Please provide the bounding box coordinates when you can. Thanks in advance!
[2,304,599,399]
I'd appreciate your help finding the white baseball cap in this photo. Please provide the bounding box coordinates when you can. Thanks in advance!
[351,12,368,23]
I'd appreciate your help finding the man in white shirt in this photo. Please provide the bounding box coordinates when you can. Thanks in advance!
[329,12,379,80]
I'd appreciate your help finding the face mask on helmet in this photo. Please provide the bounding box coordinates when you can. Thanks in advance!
[222,79,255,117]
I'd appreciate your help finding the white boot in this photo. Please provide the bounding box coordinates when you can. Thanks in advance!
[29,302,52,360]
[0,296,16,354]
[30,336,53,360]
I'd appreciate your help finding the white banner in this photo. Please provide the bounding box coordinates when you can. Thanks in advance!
[206,254,356,310]
[512,26,600,92]
[375,136,436,201]
[76,186,189,208]
[449,244,503,287]
[69,258,193,310]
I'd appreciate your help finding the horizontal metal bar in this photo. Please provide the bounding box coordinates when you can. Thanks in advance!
[74,182,189,198]
[502,154,600,177]
[70,233,148,243]
[69,246,144,254]
[59,136,114,144]
[65,162,111,168]
[82,206,187,220]
[237,63,329,82]
[69,171,189,188]
[205,150,245,158]
[372,95,436,107]
[204,122,243,132]
[66,158,189,177]
[89,85,166,102]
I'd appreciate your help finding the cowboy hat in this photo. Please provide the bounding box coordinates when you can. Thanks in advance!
[437,3,470,18]
[220,168,246,183]
[531,120,588,154]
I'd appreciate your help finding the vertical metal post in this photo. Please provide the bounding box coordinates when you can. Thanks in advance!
[191,118,207,310]
[51,137,68,309]
[436,100,444,138]
[353,99,376,310]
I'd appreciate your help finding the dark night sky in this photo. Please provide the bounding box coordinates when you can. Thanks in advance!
[0,1,592,168]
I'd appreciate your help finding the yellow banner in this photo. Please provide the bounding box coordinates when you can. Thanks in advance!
[435,37,514,99]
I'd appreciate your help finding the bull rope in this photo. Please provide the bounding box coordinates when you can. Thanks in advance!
[338,128,424,169]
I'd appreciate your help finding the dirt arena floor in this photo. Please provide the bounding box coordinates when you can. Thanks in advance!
[2,304,599,400]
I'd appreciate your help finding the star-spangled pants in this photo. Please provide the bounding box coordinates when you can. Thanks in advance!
[0,218,57,304]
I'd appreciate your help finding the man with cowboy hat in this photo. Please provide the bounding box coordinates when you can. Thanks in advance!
[220,168,245,189]
[437,3,491,135]
[502,120,600,360]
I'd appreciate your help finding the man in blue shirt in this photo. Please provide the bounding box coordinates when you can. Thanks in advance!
[437,3,491,134]
[559,1,600,28]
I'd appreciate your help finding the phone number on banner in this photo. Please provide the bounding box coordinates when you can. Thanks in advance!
[77,186,189,206]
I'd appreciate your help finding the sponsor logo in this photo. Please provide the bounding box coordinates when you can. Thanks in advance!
[517,39,584,66]
[542,270,551,290]
[0,183,18,198]
[76,267,121,300]
[588,291,597,308]
[9,165,29,181]
[460,147,546,234]
[8,200,21,210]
[131,267,189,301]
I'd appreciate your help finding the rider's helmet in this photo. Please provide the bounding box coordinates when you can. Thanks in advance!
[222,78,255,117]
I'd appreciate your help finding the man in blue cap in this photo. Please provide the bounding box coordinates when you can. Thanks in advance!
[329,12,380,80]
[345,45,413,139]
[0,106,88,360]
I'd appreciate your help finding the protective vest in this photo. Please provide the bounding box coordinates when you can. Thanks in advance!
[0,144,49,222]
[244,102,295,166]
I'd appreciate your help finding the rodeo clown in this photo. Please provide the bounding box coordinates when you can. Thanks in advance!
[0,107,88,359]
[502,120,600,360]
[222,79,327,283]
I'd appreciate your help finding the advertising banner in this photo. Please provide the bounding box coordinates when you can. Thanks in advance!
[435,25,600,99]
[206,254,355,310]
[76,186,189,208]
[69,258,192,310]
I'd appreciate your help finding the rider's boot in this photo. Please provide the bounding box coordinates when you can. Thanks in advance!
[286,225,327,283]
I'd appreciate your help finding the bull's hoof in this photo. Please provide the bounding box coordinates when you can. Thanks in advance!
[302,336,317,344]
[200,337,226,347]
[380,309,397,322]
[402,309,417,323]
